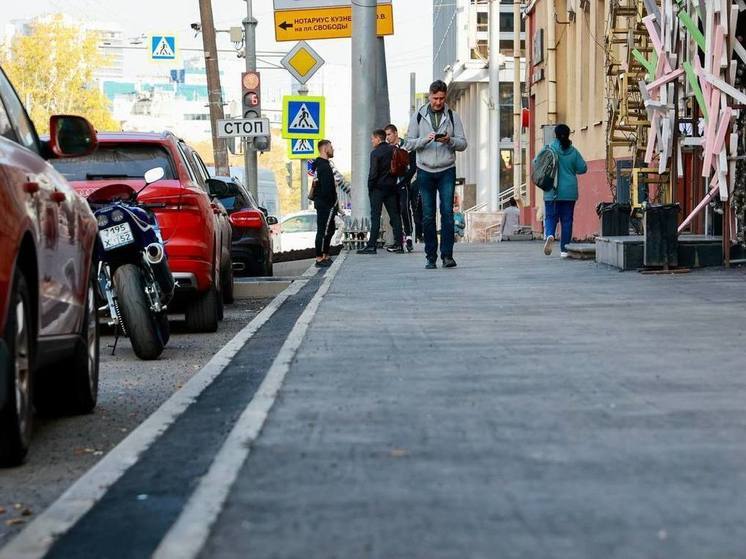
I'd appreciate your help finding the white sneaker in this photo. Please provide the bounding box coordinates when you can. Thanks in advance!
[560,251,569,258]
[543,235,555,256]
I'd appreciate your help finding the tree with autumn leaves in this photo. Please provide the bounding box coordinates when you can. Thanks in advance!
[0,14,119,134]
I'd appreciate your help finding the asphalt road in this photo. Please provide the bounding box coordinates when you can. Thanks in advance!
[0,297,273,546]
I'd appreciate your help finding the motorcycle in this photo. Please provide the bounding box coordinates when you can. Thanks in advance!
[88,167,174,360]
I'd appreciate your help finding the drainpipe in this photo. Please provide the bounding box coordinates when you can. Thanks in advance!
[513,0,522,201]
[546,0,557,124]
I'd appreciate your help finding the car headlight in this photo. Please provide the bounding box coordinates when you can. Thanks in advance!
[111,209,125,223]
[97,214,109,228]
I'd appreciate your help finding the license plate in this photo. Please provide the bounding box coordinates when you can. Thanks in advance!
[100,223,134,250]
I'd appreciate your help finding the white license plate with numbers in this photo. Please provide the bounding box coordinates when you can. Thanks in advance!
[100,223,134,250]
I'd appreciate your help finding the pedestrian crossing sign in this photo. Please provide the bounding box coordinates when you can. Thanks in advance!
[282,95,324,140]
[288,138,319,160]
[150,35,177,61]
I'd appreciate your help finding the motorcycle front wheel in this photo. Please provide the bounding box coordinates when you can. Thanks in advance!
[113,264,164,360]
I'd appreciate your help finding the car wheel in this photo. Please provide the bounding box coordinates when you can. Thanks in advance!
[221,260,234,304]
[264,254,274,277]
[0,269,34,466]
[185,286,219,333]
[114,264,164,360]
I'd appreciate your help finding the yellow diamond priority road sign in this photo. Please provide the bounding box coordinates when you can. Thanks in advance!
[281,41,325,85]
[273,4,394,42]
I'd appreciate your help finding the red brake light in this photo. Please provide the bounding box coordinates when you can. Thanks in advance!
[229,209,263,229]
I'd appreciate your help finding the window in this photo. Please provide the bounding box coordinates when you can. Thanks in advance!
[281,215,316,233]
[0,96,15,142]
[50,144,176,181]
[0,69,39,153]
[176,141,198,183]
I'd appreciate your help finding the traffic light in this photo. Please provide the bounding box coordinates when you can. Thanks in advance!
[241,71,261,119]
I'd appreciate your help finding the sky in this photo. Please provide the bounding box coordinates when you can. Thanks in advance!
[1,0,434,170]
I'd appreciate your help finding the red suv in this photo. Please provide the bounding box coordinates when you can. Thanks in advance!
[0,67,100,465]
[51,132,233,331]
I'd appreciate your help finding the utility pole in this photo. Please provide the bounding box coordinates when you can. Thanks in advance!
[198,0,229,175]
[488,0,501,212]
[243,0,259,199]
[375,37,391,127]
[351,0,377,219]
[512,0,521,202]
[409,72,416,119]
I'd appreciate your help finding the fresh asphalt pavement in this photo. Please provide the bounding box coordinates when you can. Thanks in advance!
[4,244,746,558]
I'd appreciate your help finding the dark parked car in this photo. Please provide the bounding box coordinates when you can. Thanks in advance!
[206,176,277,277]
[0,66,100,465]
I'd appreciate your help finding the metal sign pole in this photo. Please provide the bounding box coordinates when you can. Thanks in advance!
[488,0,501,212]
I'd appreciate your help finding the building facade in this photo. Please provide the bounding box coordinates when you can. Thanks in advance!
[525,0,615,239]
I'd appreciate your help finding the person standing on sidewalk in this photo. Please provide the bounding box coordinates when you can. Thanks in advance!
[311,139,339,267]
[539,124,587,258]
[385,124,417,252]
[406,80,468,269]
[357,129,404,255]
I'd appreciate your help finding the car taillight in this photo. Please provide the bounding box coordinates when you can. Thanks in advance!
[229,209,263,229]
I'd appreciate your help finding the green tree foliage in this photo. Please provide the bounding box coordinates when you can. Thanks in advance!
[0,14,119,134]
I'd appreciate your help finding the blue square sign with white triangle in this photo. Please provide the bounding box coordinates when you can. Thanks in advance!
[151,35,176,60]
[282,95,324,140]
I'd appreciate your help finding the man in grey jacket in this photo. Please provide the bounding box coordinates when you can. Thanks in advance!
[406,80,468,269]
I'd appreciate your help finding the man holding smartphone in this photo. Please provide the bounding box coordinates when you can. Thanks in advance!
[405,80,468,269]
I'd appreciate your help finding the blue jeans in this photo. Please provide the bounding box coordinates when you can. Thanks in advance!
[418,167,456,261]
[544,200,576,251]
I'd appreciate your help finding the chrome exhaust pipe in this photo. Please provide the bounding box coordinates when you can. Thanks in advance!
[144,243,164,264]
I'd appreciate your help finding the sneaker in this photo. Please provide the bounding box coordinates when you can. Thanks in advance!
[543,235,555,256]
[320,258,333,267]
[405,238,414,252]
[560,252,569,259]
[425,259,437,269]
[442,256,457,268]
[314,260,325,268]
[357,246,377,255]
[386,244,405,253]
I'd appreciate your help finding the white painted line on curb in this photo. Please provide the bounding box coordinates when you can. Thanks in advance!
[0,268,319,559]
[152,252,347,559]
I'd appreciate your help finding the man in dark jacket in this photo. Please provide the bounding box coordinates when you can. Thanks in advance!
[358,129,404,254]
[312,139,338,267]
[385,123,417,252]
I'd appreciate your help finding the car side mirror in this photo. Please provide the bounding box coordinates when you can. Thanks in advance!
[259,206,268,216]
[49,115,98,157]
[144,167,165,185]
[267,216,279,226]
[206,178,229,198]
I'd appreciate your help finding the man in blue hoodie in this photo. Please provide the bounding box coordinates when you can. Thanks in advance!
[406,80,468,269]
[539,124,588,258]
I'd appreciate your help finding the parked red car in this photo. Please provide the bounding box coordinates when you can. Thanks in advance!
[51,132,233,331]
[0,67,100,465]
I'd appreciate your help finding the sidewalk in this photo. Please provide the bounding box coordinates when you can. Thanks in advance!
[199,243,746,558]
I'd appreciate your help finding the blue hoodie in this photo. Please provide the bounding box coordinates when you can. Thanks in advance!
[541,139,588,202]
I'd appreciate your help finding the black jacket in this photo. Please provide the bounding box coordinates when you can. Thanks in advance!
[368,142,397,191]
[312,157,337,206]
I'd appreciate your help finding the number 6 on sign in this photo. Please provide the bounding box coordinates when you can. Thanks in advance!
[282,95,325,140]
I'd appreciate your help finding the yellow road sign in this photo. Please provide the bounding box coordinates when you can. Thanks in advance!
[281,41,325,84]
[274,4,394,42]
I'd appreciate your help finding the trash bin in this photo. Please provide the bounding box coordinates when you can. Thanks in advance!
[597,202,631,236]
[643,204,681,268]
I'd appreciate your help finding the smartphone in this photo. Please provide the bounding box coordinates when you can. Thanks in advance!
[434,133,446,140]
